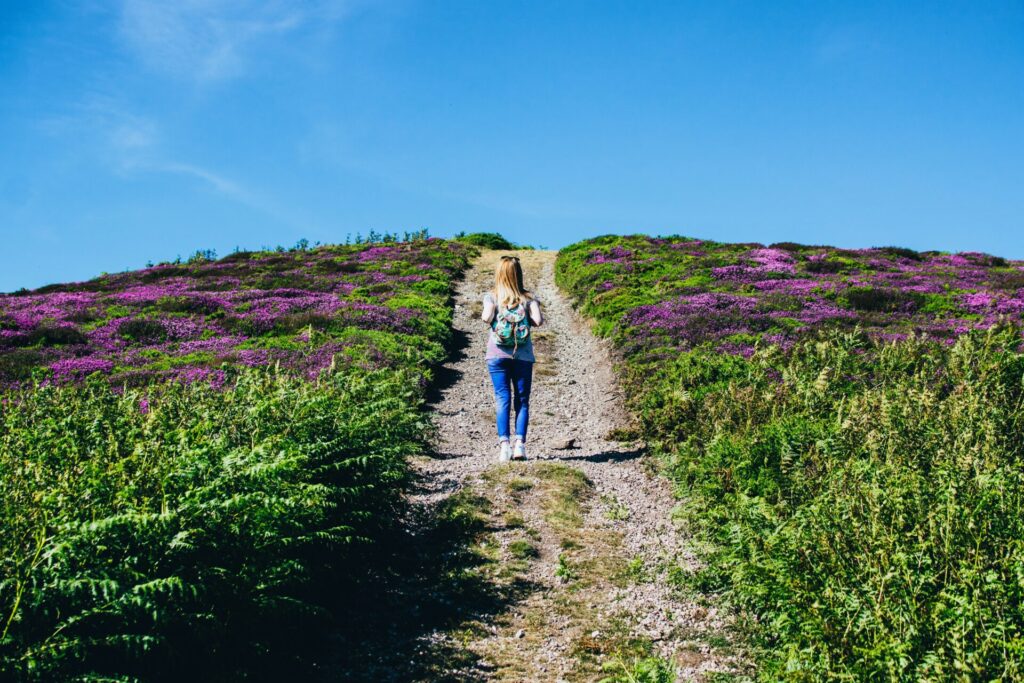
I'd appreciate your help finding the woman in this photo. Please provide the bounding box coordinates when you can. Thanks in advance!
[481,255,543,462]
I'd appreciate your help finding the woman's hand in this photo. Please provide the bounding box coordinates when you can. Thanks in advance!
[481,294,495,323]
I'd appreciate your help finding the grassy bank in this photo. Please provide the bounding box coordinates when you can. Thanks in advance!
[0,236,474,681]
[556,234,1024,680]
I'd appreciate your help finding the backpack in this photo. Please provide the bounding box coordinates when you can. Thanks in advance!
[491,299,531,349]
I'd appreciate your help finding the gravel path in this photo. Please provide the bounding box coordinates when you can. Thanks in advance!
[411,250,738,681]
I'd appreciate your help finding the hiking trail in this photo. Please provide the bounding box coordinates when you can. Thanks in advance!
[357,250,741,681]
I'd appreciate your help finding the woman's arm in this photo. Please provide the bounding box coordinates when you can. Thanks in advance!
[481,293,495,323]
[528,300,543,327]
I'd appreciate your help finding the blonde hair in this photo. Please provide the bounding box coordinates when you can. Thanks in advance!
[493,255,532,308]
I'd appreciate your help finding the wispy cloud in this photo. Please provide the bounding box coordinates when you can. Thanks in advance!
[41,96,284,219]
[115,145,273,215]
[38,95,157,153]
[132,160,249,200]
[123,156,312,233]
[118,0,352,82]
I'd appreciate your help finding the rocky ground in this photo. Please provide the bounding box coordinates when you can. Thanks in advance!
[396,250,742,682]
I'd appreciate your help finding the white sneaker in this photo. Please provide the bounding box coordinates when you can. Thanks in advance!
[512,440,527,460]
[499,441,511,462]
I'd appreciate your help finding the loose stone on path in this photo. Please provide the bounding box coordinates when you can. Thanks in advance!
[408,250,742,681]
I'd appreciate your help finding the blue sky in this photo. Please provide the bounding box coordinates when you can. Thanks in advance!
[1,1,1022,291]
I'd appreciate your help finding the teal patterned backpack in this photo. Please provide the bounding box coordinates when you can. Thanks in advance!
[492,300,531,348]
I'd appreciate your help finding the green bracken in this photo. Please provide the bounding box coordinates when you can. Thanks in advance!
[0,236,477,681]
[557,234,1024,681]
[0,368,425,681]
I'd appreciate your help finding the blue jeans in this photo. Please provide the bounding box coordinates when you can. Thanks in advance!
[487,358,533,442]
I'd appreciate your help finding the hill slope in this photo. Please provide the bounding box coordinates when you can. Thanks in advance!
[556,234,1024,681]
[0,237,474,681]
[0,239,471,387]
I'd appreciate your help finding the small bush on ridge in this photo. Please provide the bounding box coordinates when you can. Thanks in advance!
[454,232,517,250]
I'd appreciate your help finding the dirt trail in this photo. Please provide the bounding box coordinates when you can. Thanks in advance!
[406,250,739,681]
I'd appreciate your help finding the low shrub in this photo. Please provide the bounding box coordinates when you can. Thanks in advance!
[557,234,1024,681]
[840,286,923,312]
[0,368,423,681]
[0,236,474,386]
[874,245,924,261]
[454,232,516,250]
[0,350,45,381]
[118,318,168,344]
[0,235,479,679]
[802,259,846,274]
[637,329,1024,681]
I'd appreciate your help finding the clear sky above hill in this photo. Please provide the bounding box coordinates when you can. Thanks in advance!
[1,1,1022,291]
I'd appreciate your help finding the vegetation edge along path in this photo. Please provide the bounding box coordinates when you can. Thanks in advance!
[388,250,744,682]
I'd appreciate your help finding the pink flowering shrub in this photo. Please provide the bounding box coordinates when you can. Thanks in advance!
[558,234,1024,356]
[557,235,1024,680]
[0,237,472,386]
[0,234,479,679]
